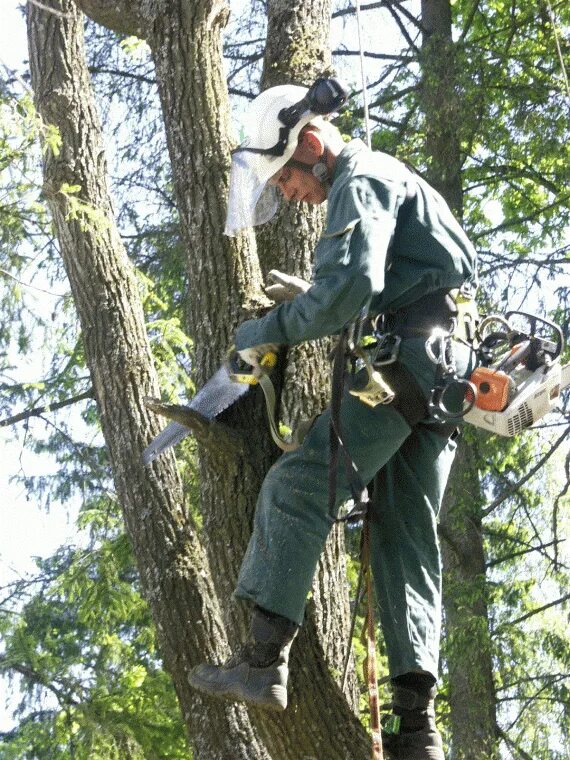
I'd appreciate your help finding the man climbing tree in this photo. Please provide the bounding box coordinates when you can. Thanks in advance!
[189,79,479,760]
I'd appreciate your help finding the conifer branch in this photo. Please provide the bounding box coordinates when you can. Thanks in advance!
[496,726,534,760]
[486,538,565,569]
[497,592,570,631]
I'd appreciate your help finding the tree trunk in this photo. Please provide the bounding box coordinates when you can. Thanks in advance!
[420,0,463,217]
[420,1,498,757]
[27,3,268,758]
[439,438,498,760]
[144,0,369,754]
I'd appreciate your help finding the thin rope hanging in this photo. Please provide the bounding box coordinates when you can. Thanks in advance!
[355,0,372,149]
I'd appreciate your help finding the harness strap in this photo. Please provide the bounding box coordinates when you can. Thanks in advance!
[362,516,384,759]
[381,354,460,438]
[329,327,371,522]
[383,289,458,335]
[379,362,428,428]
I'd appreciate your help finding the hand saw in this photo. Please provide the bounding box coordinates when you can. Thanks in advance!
[142,351,278,465]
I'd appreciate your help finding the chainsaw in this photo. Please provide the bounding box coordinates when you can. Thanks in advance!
[463,311,569,436]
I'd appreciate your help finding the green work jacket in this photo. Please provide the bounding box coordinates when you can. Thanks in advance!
[235,140,477,350]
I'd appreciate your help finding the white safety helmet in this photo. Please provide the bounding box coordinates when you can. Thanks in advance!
[224,78,348,236]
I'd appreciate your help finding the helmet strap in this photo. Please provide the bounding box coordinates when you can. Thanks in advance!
[286,147,331,190]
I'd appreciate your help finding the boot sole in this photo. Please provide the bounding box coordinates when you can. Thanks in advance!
[189,673,288,712]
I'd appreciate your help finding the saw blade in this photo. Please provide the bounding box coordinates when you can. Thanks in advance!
[188,364,250,419]
[142,421,190,465]
[142,364,251,464]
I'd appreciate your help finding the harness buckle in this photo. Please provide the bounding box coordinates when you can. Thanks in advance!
[372,333,401,367]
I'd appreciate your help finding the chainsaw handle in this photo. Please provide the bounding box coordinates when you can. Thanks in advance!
[497,339,531,373]
[505,310,564,360]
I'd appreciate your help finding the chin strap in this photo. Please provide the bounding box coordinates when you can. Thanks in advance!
[285,146,332,192]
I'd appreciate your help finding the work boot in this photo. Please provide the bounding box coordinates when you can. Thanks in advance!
[382,675,444,760]
[188,606,298,711]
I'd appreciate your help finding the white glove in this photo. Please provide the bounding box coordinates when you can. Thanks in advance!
[265,269,310,303]
[237,343,279,368]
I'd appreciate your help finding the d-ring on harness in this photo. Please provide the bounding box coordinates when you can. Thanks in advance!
[425,328,477,421]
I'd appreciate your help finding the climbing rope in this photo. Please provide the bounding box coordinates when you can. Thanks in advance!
[355,0,372,149]
[329,327,383,759]
[362,517,383,759]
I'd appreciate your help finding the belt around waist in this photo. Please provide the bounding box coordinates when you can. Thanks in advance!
[382,289,457,336]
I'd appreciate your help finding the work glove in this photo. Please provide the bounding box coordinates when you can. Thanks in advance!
[265,269,310,303]
[237,343,279,369]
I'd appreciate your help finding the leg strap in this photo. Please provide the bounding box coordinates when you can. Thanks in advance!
[380,361,428,428]
[381,362,459,439]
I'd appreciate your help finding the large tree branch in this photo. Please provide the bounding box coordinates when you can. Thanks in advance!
[0,656,80,706]
[71,0,147,37]
[483,524,565,567]
[497,672,570,693]
[459,0,482,41]
[496,593,570,631]
[385,1,421,53]
[88,66,156,85]
[496,726,534,760]
[333,48,414,62]
[332,1,387,19]
[486,538,566,569]
[471,193,570,240]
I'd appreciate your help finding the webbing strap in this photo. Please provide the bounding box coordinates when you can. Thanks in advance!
[362,517,383,759]
[328,328,371,521]
[257,374,299,452]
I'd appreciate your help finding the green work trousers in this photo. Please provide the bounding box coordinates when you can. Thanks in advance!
[235,338,472,678]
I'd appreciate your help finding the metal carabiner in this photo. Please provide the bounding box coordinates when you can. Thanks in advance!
[425,328,453,373]
[430,377,477,420]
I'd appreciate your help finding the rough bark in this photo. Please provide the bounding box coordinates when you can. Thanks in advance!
[143,0,369,754]
[259,0,333,431]
[145,0,272,653]
[27,3,268,758]
[420,1,499,757]
[59,0,371,756]
[420,0,463,216]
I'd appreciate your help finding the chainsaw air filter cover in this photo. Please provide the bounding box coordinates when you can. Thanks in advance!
[470,367,515,412]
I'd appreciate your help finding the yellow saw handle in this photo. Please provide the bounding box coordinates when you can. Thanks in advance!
[228,349,278,385]
[227,347,303,452]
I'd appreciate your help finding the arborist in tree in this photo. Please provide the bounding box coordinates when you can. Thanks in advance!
[189,79,478,760]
